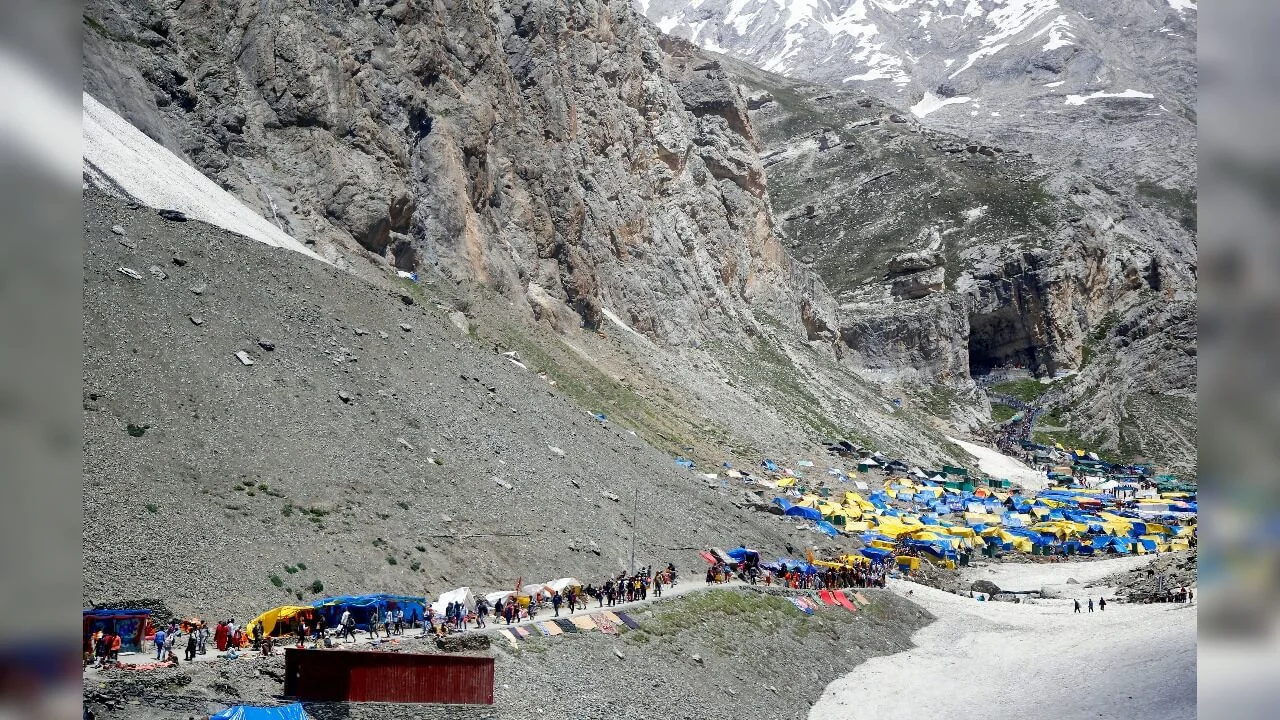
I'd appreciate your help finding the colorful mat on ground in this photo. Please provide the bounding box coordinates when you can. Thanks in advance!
[592,613,619,635]
[553,618,578,633]
[496,628,518,648]
[513,626,531,638]
[788,597,814,615]
[541,621,562,636]
[818,590,839,606]
[570,615,595,631]
[534,623,552,637]
[614,611,640,630]
[854,592,871,605]
[834,592,858,613]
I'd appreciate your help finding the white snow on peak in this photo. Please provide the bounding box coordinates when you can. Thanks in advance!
[1033,14,1074,51]
[950,0,1064,78]
[1166,0,1196,12]
[1044,80,1065,87]
[910,91,972,118]
[82,92,324,263]
[655,15,681,34]
[1064,88,1155,105]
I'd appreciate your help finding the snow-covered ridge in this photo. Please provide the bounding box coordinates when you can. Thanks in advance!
[82,92,324,263]
[1064,88,1155,105]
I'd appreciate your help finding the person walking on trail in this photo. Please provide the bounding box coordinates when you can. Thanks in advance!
[552,591,563,617]
[653,572,663,598]
[1073,599,1081,613]
[184,629,197,662]
[152,627,167,661]
[476,600,487,629]
[1099,597,1107,611]
[366,612,379,640]
[1087,598,1094,612]
[383,608,394,638]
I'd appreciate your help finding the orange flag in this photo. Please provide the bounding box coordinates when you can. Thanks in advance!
[806,547,816,565]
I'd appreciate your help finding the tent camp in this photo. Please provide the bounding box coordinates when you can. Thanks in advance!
[211,703,309,720]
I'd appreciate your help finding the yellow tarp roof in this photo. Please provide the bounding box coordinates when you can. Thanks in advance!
[247,605,313,638]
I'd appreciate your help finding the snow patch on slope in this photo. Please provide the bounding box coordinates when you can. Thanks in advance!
[1064,89,1155,105]
[910,92,972,118]
[82,92,324,262]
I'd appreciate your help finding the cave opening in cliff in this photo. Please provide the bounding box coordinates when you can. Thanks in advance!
[968,306,1053,378]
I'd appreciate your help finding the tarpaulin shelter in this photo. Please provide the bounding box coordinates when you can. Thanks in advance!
[83,608,151,652]
[210,703,309,720]
[246,605,315,639]
[784,505,823,522]
[310,594,426,631]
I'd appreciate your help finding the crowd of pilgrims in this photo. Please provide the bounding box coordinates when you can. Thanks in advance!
[89,558,890,665]
[704,559,889,590]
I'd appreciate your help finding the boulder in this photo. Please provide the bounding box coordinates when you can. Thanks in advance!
[890,266,945,300]
[971,579,1001,596]
[886,250,945,274]
[435,634,491,652]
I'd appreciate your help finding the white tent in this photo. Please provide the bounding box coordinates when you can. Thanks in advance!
[435,587,475,610]
[909,467,927,477]
[484,590,514,606]
[546,577,583,593]
[854,480,869,490]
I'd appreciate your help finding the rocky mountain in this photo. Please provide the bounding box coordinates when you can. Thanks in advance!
[713,53,1196,470]
[637,0,1197,189]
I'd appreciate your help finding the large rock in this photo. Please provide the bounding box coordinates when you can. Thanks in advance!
[890,266,945,301]
[971,579,1001,596]
[887,250,944,275]
[435,633,491,652]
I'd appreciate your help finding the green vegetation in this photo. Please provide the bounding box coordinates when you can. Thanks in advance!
[309,580,324,594]
[1081,311,1120,367]
[269,574,284,587]
[144,503,159,513]
[126,423,149,437]
[415,545,427,552]
[646,590,798,637]
[396,501,409,511]
[297,562,306,571]
[990,378,1052,403]
[1136,180,1197,233]
[410,561,421,571]
[386,555,397,566]
[372,538,386,548]
[285,565,298,574]
[990,403,1019,423]
[281,503,294,517]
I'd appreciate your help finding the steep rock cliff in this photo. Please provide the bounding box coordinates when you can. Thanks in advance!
[82,0,808,345]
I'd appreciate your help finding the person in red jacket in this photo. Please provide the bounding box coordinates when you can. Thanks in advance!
[214,620,229,652]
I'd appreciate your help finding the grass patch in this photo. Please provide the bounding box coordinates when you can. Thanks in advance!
[126,423,149,437]
[144,503,159,513]
[396,501,410,510]
[281,503,294,517]
[415,545,427,552]
[386,555,397,566]
[297,562,306,571]
[269,574,283,587]
[991,403,1019,423]
[1136,180,1197,233]
[990,378,1052,403]
[285,565,298,574]
[310,580,324,594]
[410,561,421,571]
[1081,311,1120,367]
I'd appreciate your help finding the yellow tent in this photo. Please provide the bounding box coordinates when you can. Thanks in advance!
[843,521,872,532]
[247,605,313,638]
[776,477,797,488]
[896,556,920,571]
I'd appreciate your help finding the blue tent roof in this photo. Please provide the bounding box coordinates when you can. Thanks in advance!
[726,546,761,562]
[784,506,823,522]
[211,703,308,720]
[772,497,793,512]
[814,520,840,537]
[860,547,893,561]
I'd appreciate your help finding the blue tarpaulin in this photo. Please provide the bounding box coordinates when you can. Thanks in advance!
[784,506,823,522]
[814,520,840,537]
[211,703,309,720]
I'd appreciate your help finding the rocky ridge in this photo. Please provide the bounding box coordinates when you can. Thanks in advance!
[715,55,1196,471]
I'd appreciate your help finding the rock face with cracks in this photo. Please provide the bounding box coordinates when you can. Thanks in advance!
[82,0,812,347]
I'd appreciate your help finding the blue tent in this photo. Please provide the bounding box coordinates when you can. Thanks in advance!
[211,703,308,720]
[860,547,893,562]
[311,593,425,630]
[772,498,793,513]
[726,546,761,563]
[784,506,823,522]
[813,520,840,537]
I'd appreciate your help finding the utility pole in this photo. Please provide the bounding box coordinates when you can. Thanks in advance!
[629,487,638,575]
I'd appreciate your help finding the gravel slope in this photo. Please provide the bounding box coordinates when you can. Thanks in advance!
[82,190,799,620]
